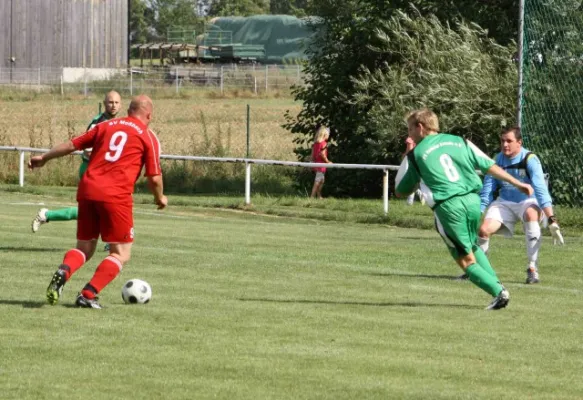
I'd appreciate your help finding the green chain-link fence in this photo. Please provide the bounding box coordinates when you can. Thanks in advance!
[520,0,583,206]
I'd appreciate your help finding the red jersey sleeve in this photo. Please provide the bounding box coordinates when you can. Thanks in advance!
[143,128,162,177]
[71,125,100,150]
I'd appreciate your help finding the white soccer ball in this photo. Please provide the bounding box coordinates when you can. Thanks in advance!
[121,279,152,304]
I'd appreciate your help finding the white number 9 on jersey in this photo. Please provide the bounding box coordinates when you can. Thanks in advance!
[105,131,128,162]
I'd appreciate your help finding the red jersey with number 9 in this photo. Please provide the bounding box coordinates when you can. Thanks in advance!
[72,116,161,204]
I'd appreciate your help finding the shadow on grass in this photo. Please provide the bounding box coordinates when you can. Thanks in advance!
[0,246,64,252]
[238,297,480,309]
[0,299,46,308]
[368,272,461,281]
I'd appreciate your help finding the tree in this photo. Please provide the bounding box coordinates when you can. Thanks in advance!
[149,0,204,40]
[270,0,311,17]
[285,2,516,197]
[207,0,270,17]
[414,0,518,46]
[129,0,155,44]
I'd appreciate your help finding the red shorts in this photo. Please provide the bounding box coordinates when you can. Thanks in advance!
[77,200,134,243]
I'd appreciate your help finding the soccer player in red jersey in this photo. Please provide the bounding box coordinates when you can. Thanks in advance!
[29,94,167,309]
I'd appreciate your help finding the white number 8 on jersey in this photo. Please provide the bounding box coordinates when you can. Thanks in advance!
[439,154,460,182]
[105,131,128,162]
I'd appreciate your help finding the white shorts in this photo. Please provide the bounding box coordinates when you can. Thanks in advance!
[484,198,541,237]
[314,172,325,183]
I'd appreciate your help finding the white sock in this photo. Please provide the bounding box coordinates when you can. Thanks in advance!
[478,236,490,254]
[523,221,541,269]
[406,193,415,205]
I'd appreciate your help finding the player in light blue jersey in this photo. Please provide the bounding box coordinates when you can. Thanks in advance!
[478,127,564,284]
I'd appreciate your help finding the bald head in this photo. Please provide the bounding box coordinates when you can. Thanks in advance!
[103,90,121,117]
[128,94,153,125]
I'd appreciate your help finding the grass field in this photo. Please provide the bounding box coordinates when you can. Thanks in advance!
[1,188,583,399]
[0,95,298,158]
[0,94,300,190]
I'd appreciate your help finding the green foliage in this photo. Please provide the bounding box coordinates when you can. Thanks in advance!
[285,3,517,197]
[270,0,311,17]
[129,0,155,44]
[413,0,519,46]
[521,0,583,206]
[207,0,270,17]
[148,0,204,41]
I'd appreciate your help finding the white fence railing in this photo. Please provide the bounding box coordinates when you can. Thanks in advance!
[0,65,305,95]
[0,146,399,214]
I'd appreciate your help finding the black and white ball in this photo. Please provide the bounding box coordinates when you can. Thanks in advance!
[121,279,152,304]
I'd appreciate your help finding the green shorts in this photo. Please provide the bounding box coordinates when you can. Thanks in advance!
[433,192,481,259]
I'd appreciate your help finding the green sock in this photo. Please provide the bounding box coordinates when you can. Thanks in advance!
[465,264,503,297]
[473,247,498,280]
[45,207,78,222]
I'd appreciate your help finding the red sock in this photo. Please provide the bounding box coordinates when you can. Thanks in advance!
[82,256,123,298]
[60,249,86,280]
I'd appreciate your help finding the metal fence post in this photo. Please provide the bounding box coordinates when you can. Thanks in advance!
[383,169,389,215]
[175,67,179,94]
[254,76,257,95]
[19,151,25,187]
[129,68,133,95]
[220,66,224,94]
[245,161,251,205]
[265,65,268,92]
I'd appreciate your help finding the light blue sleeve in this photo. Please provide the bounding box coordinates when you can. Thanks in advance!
[479,172,499,212]
[526,155,552,208]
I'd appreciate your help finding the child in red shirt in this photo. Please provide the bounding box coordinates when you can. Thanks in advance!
[310,126,332,199]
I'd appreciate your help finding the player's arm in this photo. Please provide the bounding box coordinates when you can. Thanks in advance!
[147,175,167,209]
[144,129,167,209]
[526,155,552,211]
[479,172,498,212]
[465,140,533,196]
[526,155,563,244]
[395,155,420,197]
[28,141,76,169]
[486,165,533,196]
[319,146,332,163]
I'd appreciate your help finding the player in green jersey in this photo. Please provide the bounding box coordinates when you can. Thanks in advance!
[31,91,122,233]
[396,109,533,310]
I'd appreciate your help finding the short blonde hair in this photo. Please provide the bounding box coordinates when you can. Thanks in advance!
[314,125,330,143]
[405,109,439,132]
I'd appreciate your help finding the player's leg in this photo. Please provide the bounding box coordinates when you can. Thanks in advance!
[311,172,324,199]
[46,207,79,221]
[76,202,134,309]
[32,207,79,233]
[435,195,507,309]
[478,201,513,254]
[46,201,99,305]
[310,174,319,198]
[406,192,415,205]
[456,201,515,281]
[317,174,325,199]
[523,204,542,284]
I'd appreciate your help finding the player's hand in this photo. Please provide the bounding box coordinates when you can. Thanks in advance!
[405,137,416,153]
[28,155,46,169]
[517,183,534,196]
[155,195,168,210]
[548,219,564,245]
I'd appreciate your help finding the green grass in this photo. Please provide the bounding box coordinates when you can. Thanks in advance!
[1,188,583,399]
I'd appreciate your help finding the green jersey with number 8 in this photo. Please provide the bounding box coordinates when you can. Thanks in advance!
[396,134,494,206]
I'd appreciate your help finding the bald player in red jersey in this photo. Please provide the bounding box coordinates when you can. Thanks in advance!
[29,94,167,309]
